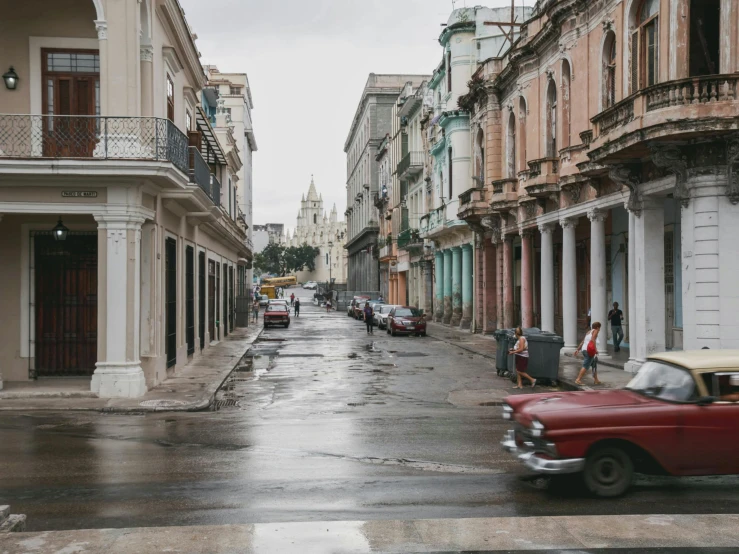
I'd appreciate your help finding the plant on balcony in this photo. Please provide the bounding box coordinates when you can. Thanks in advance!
[385,235,393,247]
[457,74,486,113]
[409,229,421,243]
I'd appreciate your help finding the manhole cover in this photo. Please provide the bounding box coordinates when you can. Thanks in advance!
[139,399,189,408]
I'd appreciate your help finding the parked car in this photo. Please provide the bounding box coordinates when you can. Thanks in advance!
[501,350,739,498]
[268,299,290,308]
[263,303,291,328]
[258,294,270,307]
[348,296,370,319]
[386,306,427,336]
[303,281,318,290]
[373,304,399,329]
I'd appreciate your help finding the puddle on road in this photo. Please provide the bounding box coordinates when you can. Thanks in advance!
[394,352,429,358]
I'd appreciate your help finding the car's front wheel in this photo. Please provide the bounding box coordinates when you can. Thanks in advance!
[583,446,634,498]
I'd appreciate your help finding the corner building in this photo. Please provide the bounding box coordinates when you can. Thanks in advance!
[454,0,739,371]
[0,0,253,395]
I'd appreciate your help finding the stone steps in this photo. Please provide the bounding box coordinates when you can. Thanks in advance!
[0,506,26,533]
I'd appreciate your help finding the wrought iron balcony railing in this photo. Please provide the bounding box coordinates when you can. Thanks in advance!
[188,146,220,207]
[396,151,424,178]
[0,114,189,174]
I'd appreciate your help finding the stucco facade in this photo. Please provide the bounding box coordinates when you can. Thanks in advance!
[0,0,252,395]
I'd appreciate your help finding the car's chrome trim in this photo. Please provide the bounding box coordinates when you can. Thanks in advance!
[501,429,584,475]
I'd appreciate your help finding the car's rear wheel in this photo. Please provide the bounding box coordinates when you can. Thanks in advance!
[583,446,634,497]
[390,326,396,336]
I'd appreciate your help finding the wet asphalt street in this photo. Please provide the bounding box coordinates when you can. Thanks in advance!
[1,290,739,533]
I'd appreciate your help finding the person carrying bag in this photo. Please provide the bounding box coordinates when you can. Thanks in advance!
[575,322,602,386]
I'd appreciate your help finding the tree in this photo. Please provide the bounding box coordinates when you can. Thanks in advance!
[253,242,321,276]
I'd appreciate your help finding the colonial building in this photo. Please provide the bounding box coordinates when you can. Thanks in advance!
[453,0,738,371]
[286,177,347,284]
[344,73,427,292]
[0,0,252,395]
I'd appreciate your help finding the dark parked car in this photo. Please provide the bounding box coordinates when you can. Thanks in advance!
[501,350,739,497]
[263,303,291,328]
[386,306,427,337]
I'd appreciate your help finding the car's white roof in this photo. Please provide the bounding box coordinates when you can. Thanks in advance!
[649,349,739,371]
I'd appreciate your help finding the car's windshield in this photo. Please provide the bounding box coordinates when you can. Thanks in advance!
[266,305,286,312]
[626,361,697,402]
[394,308,421,317]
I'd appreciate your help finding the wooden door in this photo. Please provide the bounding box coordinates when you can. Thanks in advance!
[199,252,206,350]
[186,246,195,356]
[208,260,216,342]
[42,49,100,158]
[34,233,97,377]
[665,228,675,349]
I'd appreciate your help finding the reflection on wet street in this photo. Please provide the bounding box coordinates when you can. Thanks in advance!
[1,291,739,532]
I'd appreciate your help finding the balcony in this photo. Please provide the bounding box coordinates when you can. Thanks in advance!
[0,114,189,173]
[397,228,422,251]
[588,73,739,162]
[188,146,221,206]
[457,187,491,222]
[396,151,424,180]
[524,157,560,199]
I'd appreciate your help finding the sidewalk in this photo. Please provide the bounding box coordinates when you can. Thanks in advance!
[0,324,262,412]
[426,322,633,392]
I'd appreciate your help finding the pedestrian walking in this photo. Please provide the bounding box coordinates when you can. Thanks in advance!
[509,327,536,389]
[608,301,624,352]
[363,302,374,334]
[575,322,602,386]
[290,293,295,306]
[326,299,332,312]
[294,298,300,317]
[252,298,259,323]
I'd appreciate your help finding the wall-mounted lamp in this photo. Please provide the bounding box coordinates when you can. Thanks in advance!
[3,67,19,90]
[52,218,69,241]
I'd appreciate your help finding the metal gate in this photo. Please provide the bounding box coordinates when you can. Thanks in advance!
[228,266,234,331]
[235,265,250,327]
[665,227,675,349]
[32,232,97,378]
[223,263,228,337]
[199,252,205,350]
[165,238,177,368]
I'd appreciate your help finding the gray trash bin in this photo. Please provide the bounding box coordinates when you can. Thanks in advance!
[507,328,542,382]
[494,329,513,374]
[507,331,564,385]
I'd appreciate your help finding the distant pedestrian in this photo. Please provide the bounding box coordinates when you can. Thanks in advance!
[290,293,295,306]
[363,302,374,334]
[326,299,332,312]
[378,295,384,303]
[575,322,602,386]
[608,302,624,352]
[294,298,300,317]
[509,327,536,389]
[252,298,259,323]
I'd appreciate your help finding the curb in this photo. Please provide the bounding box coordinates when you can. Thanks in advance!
[0,327,264,413]
[428,331,586,393]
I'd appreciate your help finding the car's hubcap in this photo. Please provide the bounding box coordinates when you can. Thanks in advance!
[594,457,622,485]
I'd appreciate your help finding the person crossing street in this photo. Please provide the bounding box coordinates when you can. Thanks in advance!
[294,298,300,318]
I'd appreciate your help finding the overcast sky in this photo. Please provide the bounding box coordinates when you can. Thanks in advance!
[179,0,529,234]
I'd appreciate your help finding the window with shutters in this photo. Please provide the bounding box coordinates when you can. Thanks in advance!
[446,50,452,93]
[603,32,617,108]
[506,112,516,179]
[631,0,659,93]
[561,60,571,149]
[545,80,557,158]
[166,75,175,121]
[447,146,453,200]
[517,97,527,174]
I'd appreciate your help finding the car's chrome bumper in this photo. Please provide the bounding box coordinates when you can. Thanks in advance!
[501,430,585,475]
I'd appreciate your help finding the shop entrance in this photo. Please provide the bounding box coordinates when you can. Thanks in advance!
[33,232,97,377]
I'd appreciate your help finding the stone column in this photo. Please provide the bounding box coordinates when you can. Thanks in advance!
[140,45,154,116]
[443,249,453,324]
[561,217,578,351]
[520,228,534,328]
[502,236,514,328]
[98,1,141,116]
[634,197,666,364]
[625,208,640,373]
[460,243,473,329]
[482,238,497,333]
[434,251,444,322]
[588,209,608,355]
[539,223,555,333]
[451,246,463,326]
[424,260,434,316]
[496,240,504,329]
[92,215,147,398]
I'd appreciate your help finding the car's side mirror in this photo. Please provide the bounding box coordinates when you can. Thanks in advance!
[697,396,716,406]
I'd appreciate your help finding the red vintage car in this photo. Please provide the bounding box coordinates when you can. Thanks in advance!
[263,303,290,328]
[502,350,739,497]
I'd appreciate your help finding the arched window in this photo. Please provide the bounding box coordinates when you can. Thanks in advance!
[447,146,453,200]
[603,32,617,108]
[506,112,516,179]
[313,214,317,224]
[561,60,572,148]
[631,0,659,93]
[545,80,557,157]
[517,97,527,173]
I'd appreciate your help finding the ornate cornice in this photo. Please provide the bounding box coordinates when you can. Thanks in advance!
[650,143,689,207]
[609,164,642,216]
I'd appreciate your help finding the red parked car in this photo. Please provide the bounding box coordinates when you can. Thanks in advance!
[263,303,290,328]
[502,350,739,497]
[386,306,427,337]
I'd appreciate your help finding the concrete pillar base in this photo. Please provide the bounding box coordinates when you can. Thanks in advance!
[92,362,148,398]
[459,317,471,330]
[624,360,643,374]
